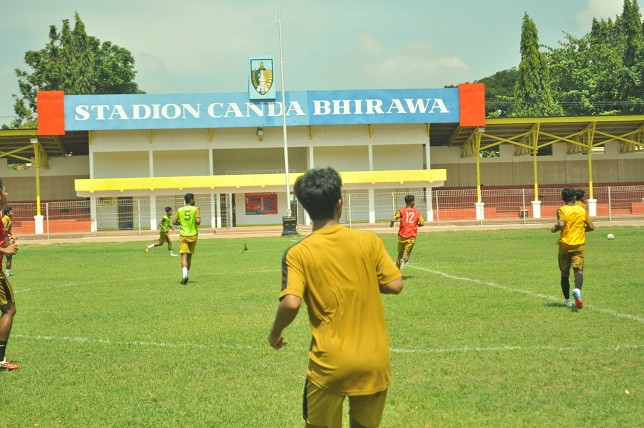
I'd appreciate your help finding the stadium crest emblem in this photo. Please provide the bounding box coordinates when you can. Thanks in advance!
[250,59,274,96]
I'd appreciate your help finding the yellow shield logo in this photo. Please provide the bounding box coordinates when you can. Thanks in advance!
[251,59,274,95]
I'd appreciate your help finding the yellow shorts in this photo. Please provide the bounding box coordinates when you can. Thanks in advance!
[303,379,387,428]
[0,273,15,306]
[558,243,584,273]
[158,232,171,244]
[397,236,416,256]
[179,235,198,254]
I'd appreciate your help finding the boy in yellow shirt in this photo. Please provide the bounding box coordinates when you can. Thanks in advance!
[268,168,403,427]
[551,187,594,309]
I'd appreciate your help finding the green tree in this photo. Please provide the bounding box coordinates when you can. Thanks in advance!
[547,0,644,116]
[617,0,644,113]
[514,13,559,117]
[621,0,644,67]
[477,68,518,117]
[452,1,643,116]
[548,28,624,116]
[7,12,143,129]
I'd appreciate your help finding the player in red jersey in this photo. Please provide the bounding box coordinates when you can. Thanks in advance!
[390,195,424,273]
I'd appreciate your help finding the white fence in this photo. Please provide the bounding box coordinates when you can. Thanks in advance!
[7,185,644,239]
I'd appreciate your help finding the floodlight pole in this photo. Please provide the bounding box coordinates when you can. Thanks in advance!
[278,0,292,217]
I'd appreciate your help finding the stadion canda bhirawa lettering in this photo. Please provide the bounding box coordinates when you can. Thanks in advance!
[73,98,450,121]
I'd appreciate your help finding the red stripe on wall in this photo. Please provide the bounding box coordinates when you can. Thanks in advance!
[458,83,485,127]
[37,91,65,135]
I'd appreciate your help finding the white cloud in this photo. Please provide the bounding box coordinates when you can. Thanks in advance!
[576,0,625,29]
[355,33,469,87]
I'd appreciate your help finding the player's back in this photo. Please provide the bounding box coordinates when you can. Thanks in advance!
[559,204,588,246]
[397,207,421,238]
[177,206,199,236]
[282,225,399,394]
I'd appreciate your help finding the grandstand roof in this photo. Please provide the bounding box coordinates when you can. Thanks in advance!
[434,115,644,153]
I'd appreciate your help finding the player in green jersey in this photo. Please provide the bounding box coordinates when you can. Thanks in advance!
[173,194,201,285]
[145,207,177,256]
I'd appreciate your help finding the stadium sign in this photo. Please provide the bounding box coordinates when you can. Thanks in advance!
[37,85,485,134]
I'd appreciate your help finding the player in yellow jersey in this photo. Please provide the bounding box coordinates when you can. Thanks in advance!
[145,207,177,256]
[551,187,594,309]
[173,193,200,285]
[575,188,587,212]
[268,167,403,428]
[2,207,14,276]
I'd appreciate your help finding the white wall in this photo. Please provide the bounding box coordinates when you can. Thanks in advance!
[213,147,308,174]
[93,152,150,178]
[314,146,369,171]
[431,140,644,187]
[152,150,211,177]
[373,145,424,170]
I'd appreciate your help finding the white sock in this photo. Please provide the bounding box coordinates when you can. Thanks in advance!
[5,269,9,275]
[147,244,153,249]
[169,250,173,255]
[182,267,188,278]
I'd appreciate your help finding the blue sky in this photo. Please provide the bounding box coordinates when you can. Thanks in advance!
[0,0,628,122]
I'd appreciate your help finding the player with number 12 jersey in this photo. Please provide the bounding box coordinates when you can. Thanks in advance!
[390,195,424,272]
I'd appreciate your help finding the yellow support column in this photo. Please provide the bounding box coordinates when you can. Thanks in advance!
[476,131,481,202]
[587,124,596,200]
[33,142,41,216]
[533,150,538,201]
[532,124,540,201]
[474,130,485,221]
[588,146,593,199]
[32,139,45,234]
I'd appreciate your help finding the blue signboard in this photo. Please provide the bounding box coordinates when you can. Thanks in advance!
[64,88,460,131]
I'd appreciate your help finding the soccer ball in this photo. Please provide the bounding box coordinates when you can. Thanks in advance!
[607,233,615,240]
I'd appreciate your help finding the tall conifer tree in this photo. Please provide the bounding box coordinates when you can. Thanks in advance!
[622,0,644,67]
[514,13,557,117]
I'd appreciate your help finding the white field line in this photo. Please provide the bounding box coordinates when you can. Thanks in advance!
[12,266,642,352]
[12,334,253,350]
[15,284,77,293]
[390,344,642,354]
[12,333,641,355]
[410,265,644,324]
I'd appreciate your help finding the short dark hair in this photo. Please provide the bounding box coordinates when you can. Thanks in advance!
[575,189,585,201]
[164,206,172,213]
[561,187,576,203]
[404,195,415,205]
[294,167,342,221]
[184,193,195,204]
[3,206,11,216]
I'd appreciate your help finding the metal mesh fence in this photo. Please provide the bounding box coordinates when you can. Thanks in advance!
[6,185,644,239]
[339,190,428,228]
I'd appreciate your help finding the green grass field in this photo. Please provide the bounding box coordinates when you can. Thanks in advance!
[2,226,642,427]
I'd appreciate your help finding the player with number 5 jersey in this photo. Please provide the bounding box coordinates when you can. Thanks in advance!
[173,193,201,285]
[390,194,424,272]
